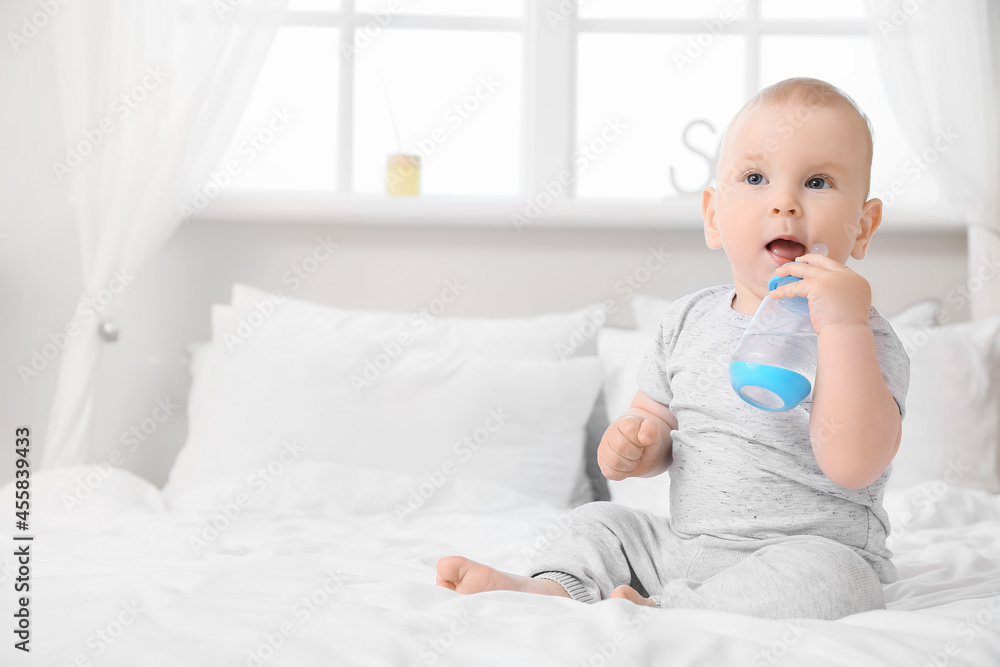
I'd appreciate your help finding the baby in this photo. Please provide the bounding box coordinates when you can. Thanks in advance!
[436,77,909,620]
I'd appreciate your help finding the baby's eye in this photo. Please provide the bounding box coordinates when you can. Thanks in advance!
[744,172,766,185]
[806,177,830,189]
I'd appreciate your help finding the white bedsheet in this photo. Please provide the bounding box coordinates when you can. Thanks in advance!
[4,466,1000,667]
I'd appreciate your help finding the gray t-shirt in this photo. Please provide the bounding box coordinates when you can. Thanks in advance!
[636,284,910,584]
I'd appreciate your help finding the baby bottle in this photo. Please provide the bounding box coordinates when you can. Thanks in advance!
[730,243,827,412]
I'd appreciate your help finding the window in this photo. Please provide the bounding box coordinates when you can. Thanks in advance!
[216,0,955,227]
[574,0,931,204]
[229,1,523,198]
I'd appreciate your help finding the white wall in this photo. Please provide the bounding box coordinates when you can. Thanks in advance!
[0,6,84,493]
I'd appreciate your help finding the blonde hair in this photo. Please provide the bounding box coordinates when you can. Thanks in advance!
[717,77,874,196]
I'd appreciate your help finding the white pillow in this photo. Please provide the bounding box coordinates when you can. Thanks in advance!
[226,283,604,359]
[167,290,606,508]
[223,285,606,506]
[169,343,603,507]
[888,315,1000,493]
[597,327,651,422]
[886,298,942,329]
[631,294,673,333]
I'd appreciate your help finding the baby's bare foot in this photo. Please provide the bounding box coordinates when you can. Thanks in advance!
[609,584,658,607]
[436,556,570,598]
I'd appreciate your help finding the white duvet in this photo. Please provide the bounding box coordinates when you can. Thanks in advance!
[4,465,1000,667]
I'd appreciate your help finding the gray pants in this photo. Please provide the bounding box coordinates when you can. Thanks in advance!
[528,502,885,620]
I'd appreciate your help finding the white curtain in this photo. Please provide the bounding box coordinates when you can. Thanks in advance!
[41,0,287,468]
[864,0,1000,319]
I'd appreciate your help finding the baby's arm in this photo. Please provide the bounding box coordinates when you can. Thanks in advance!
[809,325,901,489]
[597,390,678,480]
[769,254,901,490]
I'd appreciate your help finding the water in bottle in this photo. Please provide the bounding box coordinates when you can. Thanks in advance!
[730,243,827,412]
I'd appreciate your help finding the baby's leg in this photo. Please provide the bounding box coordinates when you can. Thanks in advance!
[435,556,571,598]
[527,501,681,604]
[658,535,884,620]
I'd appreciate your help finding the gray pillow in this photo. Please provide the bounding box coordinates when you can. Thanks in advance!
[582,390,611,502]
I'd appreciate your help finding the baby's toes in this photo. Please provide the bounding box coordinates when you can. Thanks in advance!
[435,555,466,588]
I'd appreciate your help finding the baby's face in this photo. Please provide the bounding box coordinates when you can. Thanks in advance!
[703,100,879,302]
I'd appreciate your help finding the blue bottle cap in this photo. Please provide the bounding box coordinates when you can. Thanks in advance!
[768,266,809,315]
[730,361,812,412]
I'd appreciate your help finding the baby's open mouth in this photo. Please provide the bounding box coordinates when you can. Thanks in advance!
[766,238,808,262]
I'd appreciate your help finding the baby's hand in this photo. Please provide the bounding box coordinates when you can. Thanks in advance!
[598,414,663,481]
[770,253,871,334]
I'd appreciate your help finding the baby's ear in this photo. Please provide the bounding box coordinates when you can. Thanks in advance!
[702,186,722,250]
[850,197,883,260]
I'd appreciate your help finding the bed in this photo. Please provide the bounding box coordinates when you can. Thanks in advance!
[8,284,1000,666]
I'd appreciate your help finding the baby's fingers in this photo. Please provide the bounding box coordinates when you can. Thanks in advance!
[600,416,657,481]
[599,434,643,479]
[618,414,658,449]
[604,429,639,462]
[616,414,643,444]
[637,419,659,447]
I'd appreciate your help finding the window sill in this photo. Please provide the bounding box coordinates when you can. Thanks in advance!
[197,191,972,233]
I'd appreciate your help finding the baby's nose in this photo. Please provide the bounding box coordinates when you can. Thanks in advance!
[769,193,799,215]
